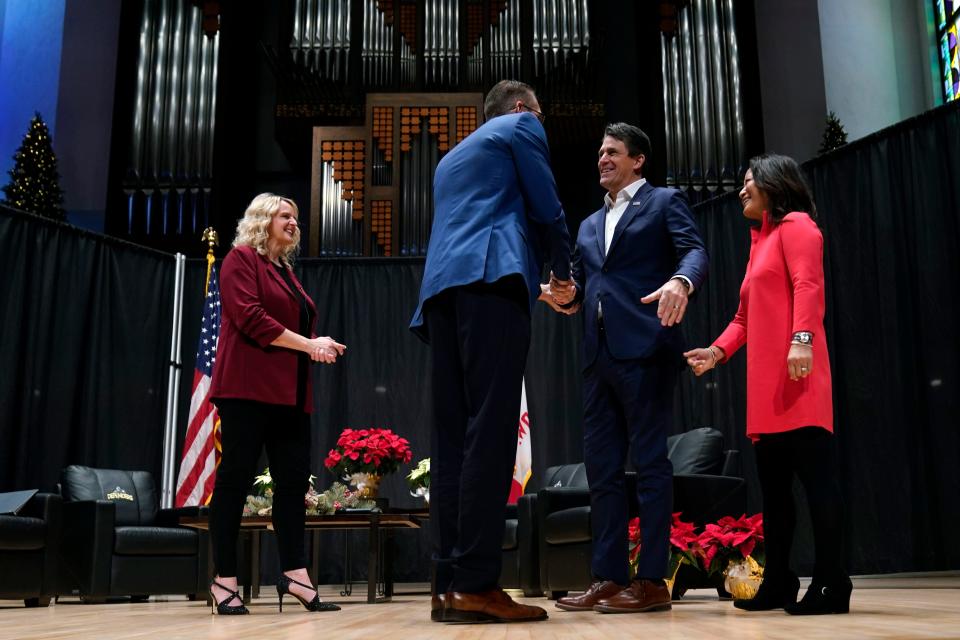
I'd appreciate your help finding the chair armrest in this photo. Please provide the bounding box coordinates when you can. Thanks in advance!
[155,505,211,593]
[60,500,115,596]
[537,486,591,515]
[22,493,62,596]
[536,486,590,592]
[503,503,519,521]
[515,493,540,593]
[721,450,742,477]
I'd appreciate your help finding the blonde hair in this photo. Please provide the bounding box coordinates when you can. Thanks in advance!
[233,193,301,266]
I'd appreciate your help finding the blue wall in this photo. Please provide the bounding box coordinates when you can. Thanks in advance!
[0,0,120,231]
[0,0,66,178]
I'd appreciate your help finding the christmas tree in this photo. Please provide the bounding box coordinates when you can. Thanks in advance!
[2,113,66,220]
[818,111,848,155]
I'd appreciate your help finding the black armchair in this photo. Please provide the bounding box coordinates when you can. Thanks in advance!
[668,427,747,526]
[58,465,208,602]
[0,492,61,606]
[537,427,746,598]
[501,463,588,596]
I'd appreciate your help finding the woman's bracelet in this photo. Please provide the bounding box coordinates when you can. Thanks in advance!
[791,330,814,346]
[708,346,719,365]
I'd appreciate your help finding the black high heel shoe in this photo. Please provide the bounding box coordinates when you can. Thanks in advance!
[276,575,341,612]
[785,577,852,615]
[733,572,800,611]
[209,580,250,615]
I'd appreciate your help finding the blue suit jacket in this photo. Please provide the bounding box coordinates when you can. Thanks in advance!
[572,182,707,368]
[410,112,572,342]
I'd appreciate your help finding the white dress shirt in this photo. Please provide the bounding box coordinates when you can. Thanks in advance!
[597,178,693,319]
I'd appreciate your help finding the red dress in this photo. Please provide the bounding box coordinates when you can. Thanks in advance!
[712,211,833,441]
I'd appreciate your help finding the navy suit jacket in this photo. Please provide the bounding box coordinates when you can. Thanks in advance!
[572,182,707,368]
[410,112,571,342]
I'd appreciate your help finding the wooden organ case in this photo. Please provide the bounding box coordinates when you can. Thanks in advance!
[310,93,483,257]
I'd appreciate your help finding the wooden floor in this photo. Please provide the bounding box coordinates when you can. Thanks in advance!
[3,575,959,640]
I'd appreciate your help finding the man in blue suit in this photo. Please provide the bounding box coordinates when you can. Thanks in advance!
[545,123,707,614]
[410,80,574,623]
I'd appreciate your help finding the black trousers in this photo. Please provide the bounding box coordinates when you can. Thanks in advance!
[754,426,848,585]
[209,399,312,577]
[425,277,531,594]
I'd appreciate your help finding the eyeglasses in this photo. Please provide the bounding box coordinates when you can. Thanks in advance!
[518,102,546,124]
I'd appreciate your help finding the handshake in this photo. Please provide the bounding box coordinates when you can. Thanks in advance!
[538,271,580,315]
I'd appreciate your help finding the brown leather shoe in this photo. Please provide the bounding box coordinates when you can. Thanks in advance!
[431,594,446,622]
[593,579,672,613]
[556,580,624,611]
[444,589,548,623]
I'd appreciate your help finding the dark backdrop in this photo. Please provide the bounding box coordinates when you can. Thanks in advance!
[3,100,959,580]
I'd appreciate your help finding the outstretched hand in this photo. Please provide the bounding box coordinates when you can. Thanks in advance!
[683,347,718,376]
[641,278,688,326]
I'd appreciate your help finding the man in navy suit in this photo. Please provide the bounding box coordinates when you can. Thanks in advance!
[411,80,574,623]
[545,123,707,614]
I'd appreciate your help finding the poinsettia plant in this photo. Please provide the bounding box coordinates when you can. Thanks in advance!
[323,428,413,477]
[696,513,764,576]
[629,512,703,578]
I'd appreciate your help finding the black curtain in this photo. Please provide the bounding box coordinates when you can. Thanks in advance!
[4,100,959,580]
[0,205,175,491]
[677,100,960,575]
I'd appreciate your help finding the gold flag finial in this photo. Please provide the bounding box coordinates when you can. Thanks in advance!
[201,227,219,259]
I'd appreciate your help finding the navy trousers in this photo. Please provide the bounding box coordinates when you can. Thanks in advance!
[583,331,677,584]
[424,277,531,594]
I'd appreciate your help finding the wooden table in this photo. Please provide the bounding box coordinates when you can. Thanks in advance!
[181,511,424,604]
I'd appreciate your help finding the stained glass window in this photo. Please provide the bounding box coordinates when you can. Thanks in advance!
[936,0,960,101]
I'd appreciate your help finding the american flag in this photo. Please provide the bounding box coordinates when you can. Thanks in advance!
[175,258,222,507]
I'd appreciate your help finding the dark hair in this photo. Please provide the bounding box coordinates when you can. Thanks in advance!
[484,80,536,120]
[748,153,818,223]
[603,123,652,170]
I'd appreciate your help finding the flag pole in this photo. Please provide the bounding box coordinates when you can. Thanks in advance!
[160,250,186,509]
[161,228,218,508]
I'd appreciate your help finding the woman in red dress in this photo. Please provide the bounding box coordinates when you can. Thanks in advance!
[685,154,851,615]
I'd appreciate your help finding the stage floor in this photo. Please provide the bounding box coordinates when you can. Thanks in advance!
[2,575,959,640]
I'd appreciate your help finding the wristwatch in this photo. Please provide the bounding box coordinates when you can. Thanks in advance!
[791,331,813,346]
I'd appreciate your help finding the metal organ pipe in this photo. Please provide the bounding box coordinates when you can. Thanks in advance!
[126,0,217,237]
[724,0,746,179]
[693,0,715,190]
[362,0,396,87]
[661,0,746,197]
[290,0,350,81]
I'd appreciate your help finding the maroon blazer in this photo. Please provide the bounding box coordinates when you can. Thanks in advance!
[210,244,318,412]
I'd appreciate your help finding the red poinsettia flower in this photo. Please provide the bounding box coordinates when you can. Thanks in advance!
[669,512,699,551]
[627,517,642,566]
[696,513,764,575]
[324,427,415,478]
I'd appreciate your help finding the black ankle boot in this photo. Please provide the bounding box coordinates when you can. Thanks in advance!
[785,577,852,615]
[733,572,800,611]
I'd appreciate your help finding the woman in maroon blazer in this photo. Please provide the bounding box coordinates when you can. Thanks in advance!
[685,155,851,615]
[208,193,345,615]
